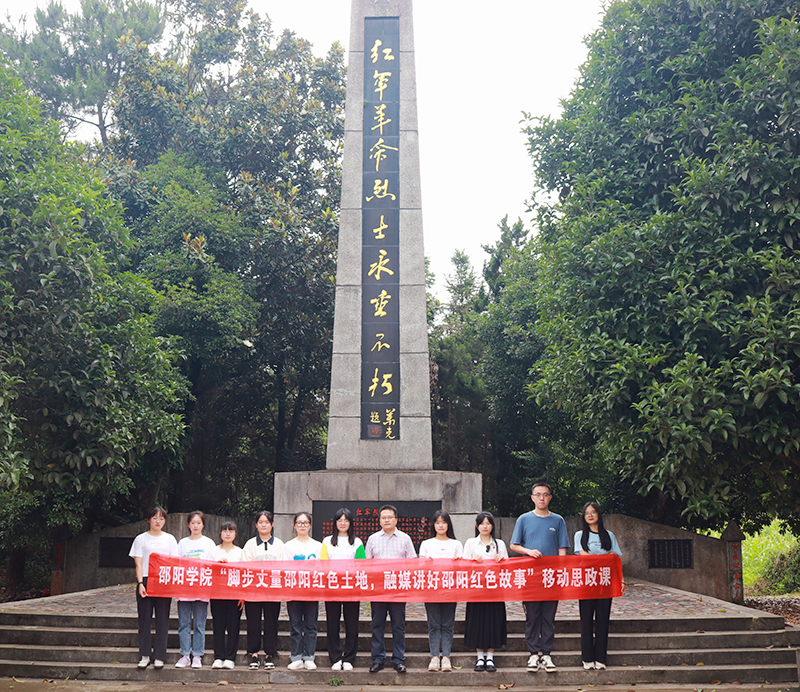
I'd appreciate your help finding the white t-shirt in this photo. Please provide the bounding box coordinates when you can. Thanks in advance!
[177,535,217,602]
[212,545,244,563]
[283,537,323,561]
[129,530,178,577]
[463,536,508,561]
[419,537,464,559]
[178,535,217,560]
[321,535,364,560]
[241,535,285,562]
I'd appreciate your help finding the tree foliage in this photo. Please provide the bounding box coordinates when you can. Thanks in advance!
[0,0,167,143]
[102,0,346,514]
[527,0,800,531]
[0,62,186,497]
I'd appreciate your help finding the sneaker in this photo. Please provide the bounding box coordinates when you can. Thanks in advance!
[191,656,202,669]
[540,654,557,673]
[175,655,191,668]
[137,656,150,669]
[595,661,607,670]
[440,656,452,671]
[342,661,353,671]
[223,659,235,669]
[583,661,595,670]
[526,654,539,672]
[153,659,164,669]
[287,659,305,670]
[332,659,343,671]
[428,656,440,671]
[304,659,317,670]
[249,655,260,670]
[212,659,224,669]
[263,656,275,670]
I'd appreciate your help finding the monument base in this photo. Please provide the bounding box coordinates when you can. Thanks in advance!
[273,470,482,544]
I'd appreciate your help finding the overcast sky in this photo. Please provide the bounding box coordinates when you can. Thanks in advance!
[2,0,607,297]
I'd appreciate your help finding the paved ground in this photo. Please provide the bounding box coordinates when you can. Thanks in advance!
[0,578,773,622]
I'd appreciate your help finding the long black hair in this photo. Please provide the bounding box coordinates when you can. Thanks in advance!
[580,501,612,552]
[474,511,496,537]
[331,507,356,546]
[429,509,456,540]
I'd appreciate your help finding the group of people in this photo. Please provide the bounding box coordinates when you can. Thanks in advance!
[128,481,623,673]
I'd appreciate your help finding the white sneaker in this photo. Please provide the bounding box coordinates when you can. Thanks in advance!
[342,661,353,671]
[153,660,164,669]
[191,656,202,669]
[526,654,540,671]
[223,659,235,669]
[304,659,317,670]
[541,654,557,672]
[212,659,224,669]
[440,656,452,671]
[287,659,305,670]
[175,655,191,668]
[428,656,440,671]
[137,656,150,669]
[583,660,595,670]
[595,661,607,670]
[332,659,343,670]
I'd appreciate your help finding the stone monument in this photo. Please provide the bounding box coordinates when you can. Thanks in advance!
[273,0,482,543]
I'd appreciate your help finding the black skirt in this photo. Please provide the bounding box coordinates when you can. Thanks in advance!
[464,601,507,650]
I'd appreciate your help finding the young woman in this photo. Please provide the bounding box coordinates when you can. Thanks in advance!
[574,501,624,671]
[175,511,217,669]
[283,512,323,670]
[463,511,508,673]
[210,521,244,670]
[321,508,365,671]
[241,511,284,670]
[129,507,178,669]
[419,510,463,672]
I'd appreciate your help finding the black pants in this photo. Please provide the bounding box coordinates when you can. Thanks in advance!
[370,601,405,665]
[136,576,171,661]
[579,598,613,664]
[325,601,359,665]
[211,599,242,661]
[245,600,280,656]
[523,600,558,655]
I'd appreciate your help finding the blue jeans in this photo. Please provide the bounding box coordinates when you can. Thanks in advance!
[287,600,318,661]
[178,600,208,656]
[425,602,456,657]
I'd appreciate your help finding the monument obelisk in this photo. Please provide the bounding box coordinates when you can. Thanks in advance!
[274,0,481,542]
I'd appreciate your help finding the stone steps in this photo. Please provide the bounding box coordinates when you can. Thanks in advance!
[0,609,796,689]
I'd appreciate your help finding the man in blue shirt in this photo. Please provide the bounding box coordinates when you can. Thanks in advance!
[510,480,570,673]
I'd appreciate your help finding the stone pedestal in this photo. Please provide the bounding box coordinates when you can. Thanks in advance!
[273,470,481,543]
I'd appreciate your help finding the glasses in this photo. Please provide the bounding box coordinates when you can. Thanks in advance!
[295,521,310,526]
[532,493,551,499]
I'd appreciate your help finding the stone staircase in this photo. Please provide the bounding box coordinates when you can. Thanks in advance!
[0,606,798,689]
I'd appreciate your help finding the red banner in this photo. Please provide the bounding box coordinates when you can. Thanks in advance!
[147,553,622,602]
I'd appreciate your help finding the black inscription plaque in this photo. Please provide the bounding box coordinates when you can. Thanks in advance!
[312,501,441,551]
[99,537,135,568]
[648,539,693,569]
[361,16,401,440]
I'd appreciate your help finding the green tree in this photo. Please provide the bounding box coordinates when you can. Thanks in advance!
[0,0,167,144]
[102,3,345,514]
[527,0,800,531]
[0,62,187,583]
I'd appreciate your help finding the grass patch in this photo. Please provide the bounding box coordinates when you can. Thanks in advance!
[742,519,797,589]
